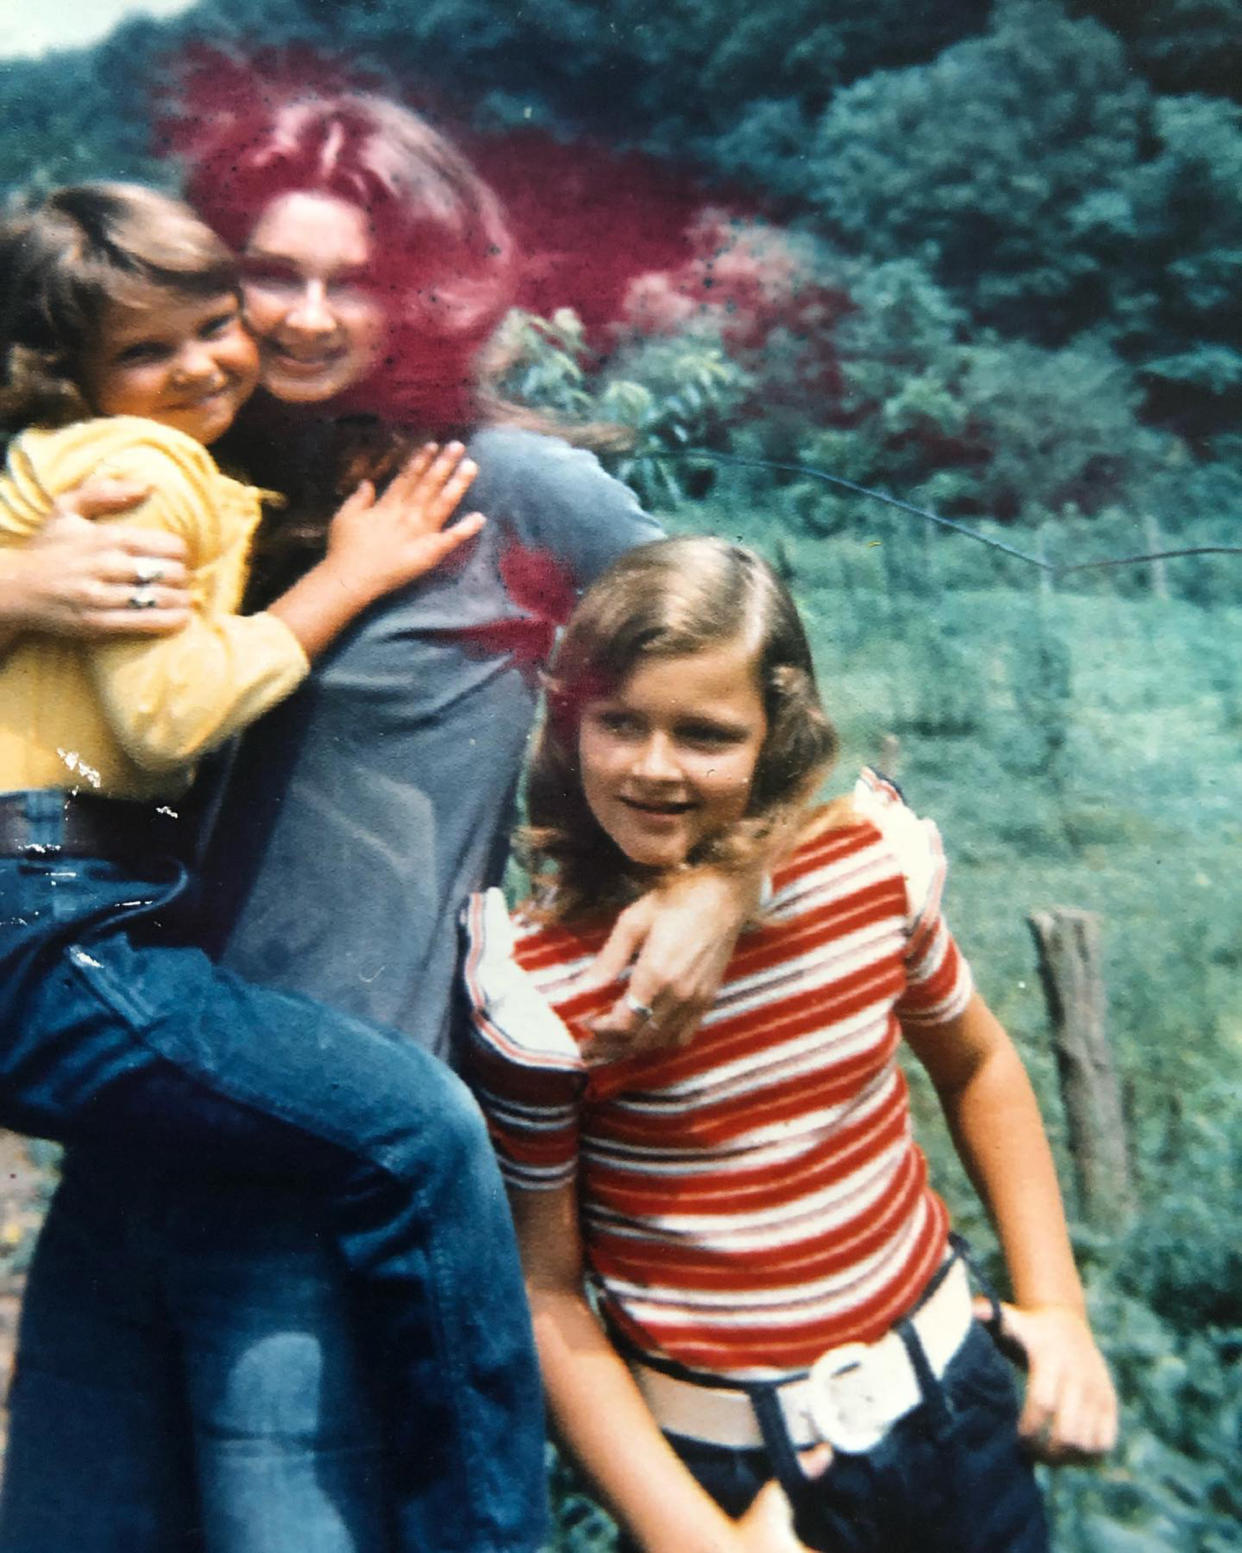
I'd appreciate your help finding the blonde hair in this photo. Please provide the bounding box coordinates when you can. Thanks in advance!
[525,537,837,920]
[0,182,238,437]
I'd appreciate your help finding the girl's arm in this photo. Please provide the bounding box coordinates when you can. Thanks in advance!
[511,1182,810,1553]
[902,992,1119,1460]
[90,440,481,772]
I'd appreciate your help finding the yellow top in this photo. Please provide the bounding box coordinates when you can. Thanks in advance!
[0,416,309,801]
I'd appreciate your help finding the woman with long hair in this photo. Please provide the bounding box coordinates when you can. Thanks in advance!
[1,70,758,1553]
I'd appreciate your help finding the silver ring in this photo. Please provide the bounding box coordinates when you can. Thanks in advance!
[127,585,159,610]
[623,992,655,1024]
[133,559,166,586]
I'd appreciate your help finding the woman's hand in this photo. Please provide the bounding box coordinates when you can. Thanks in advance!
[270,442,484,659]
[580,866,762,1061]
[1,480,191,640]
[324,441,484,603]
[981,1299,1119,1462]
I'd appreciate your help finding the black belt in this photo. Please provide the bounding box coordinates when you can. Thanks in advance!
[0,792,190,864]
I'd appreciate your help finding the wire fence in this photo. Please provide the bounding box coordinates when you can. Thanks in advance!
[672,450,1242,578]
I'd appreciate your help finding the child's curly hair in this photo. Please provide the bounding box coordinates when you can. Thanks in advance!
[0,182,238,440]
[524,536,838,920]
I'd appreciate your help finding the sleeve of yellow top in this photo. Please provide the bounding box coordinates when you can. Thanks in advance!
[84,442,310,773]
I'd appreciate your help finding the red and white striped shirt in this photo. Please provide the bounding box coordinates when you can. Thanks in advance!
[462,771,974,1380]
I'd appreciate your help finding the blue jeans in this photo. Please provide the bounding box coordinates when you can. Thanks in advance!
[635,1323,1048,1553]
[3,1157,388,1553]
[0,808,546,1553]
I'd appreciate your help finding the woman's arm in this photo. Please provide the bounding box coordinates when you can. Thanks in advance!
[0,484,190,648]
[578,864,766,1057]
[91,441,482,773]
[902,992,1119,1460]
[511,1182,809,1553]
[583,804,830,1054]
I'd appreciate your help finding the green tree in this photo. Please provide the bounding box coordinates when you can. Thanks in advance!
[0,25,168,195]
[1072,0,1242,102]
[1109,95,1242,444]
[807,1,1148,342]
[783,258,1171,539]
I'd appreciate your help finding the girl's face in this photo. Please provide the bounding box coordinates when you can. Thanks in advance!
[80,288,258,446]
[578,640,768,871]
[240,192,390,404]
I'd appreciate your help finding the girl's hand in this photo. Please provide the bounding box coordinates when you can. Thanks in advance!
[269,443,484,660]
[982,1299,1119,1462]
[580,866,761,1060]
[731,1481,814,1553]
[324,441,484,607]
[3,483,191,639]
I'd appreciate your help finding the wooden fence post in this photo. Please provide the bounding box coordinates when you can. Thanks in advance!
[1037,520,1055,597]
[1142,513,1169,601]
[1027,908,1134,1227]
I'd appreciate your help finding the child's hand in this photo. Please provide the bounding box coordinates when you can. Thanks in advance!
[269,444,485,659]
[983,1298,1119,1462]
[731,1481,814,1553]
[325,442,484,605]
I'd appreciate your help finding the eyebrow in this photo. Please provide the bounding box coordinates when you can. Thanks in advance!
[107,328,169,351]
[242,252,370,280]
[677,715,754,736]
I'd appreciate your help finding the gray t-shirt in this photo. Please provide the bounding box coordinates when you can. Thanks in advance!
[206,426,662,1058]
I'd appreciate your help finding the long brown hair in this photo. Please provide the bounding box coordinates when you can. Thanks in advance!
[171,78,515,436]
[525,537,838,921]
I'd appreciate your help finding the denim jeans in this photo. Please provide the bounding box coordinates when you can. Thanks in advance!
[0,806,546,1553]
[627,1322,1048,1553]
[2,1157,388,1553]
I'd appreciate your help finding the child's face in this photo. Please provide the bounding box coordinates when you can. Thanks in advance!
[578,640,768,871]
[80,288,259,445]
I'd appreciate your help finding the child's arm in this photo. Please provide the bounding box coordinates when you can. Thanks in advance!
[511,1181,811,1553]
[89,439,481,773]
[902,992,1119,1460]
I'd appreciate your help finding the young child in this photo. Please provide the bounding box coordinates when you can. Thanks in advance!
[0,183,545,1553]
[462,536,1118,1553]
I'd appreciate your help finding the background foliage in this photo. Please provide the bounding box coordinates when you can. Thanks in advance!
[1,1,1239,1546]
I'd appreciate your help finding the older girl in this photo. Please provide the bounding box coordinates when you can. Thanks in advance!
[463,537,1118,1553]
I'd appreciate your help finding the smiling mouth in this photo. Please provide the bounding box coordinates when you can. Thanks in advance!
[265,345,344,372]
[620,796,694,817]
[175,384,233,411]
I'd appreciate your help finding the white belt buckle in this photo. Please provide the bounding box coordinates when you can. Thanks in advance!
[807,1341,892,1455]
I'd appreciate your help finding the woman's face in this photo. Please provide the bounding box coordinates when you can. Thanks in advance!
[240,192,390,403]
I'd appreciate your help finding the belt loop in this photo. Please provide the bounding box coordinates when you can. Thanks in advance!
[894,1318,952,1437]
[750,1384,813,1509]
[895,1313,969,1543]
[23,789,66,851]
[949,1231,1002,1332]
